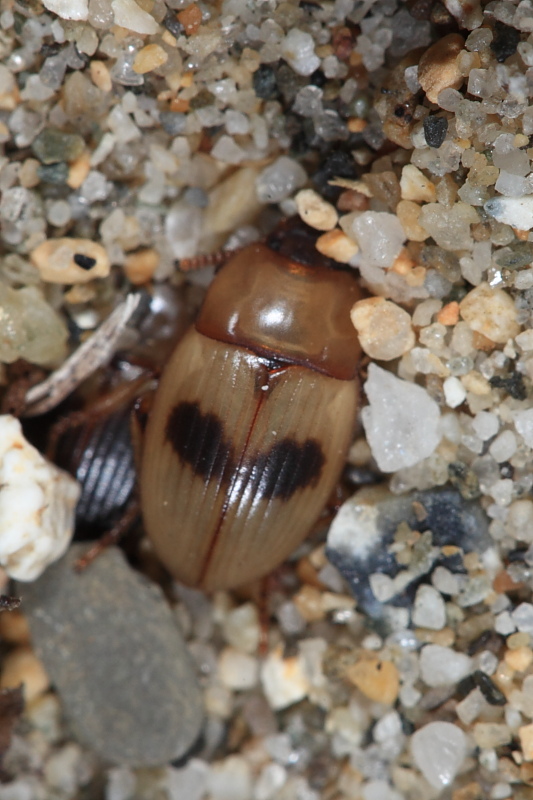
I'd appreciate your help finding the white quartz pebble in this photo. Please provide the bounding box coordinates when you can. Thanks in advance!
[484,195,533,230]
[111,0,158,34]
[0,415,80,581]
[514,408,533,447]
[443,376,467,408]
[42,0,88,19]
[256,157,307,204]
[261,646,310,710]
[419,644,472,687]
[341,211,405,271]
[280,29,320,76]
[412,585,446,630]
[361,364,441,472]
[218,648,259,691]
[411,722,467,790]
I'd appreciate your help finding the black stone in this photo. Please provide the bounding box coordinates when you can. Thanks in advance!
[423,115,448,148]
[489,372,527,400]
[162,8,183,37]
[490,21,520,63]
[73,253,96,270]
[474,670,507,706]
[312,150,359,201]
[253,64,279,100]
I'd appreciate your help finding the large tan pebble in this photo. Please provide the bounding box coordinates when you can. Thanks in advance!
[400,164,436,203]
[1,645,50,702]
[418,34,465,104]
[351,297,415,360]
[459,282,520,344]
[315,229,358,263]
[295,189,338,231]
[346,654,399,704]
[30,238,110,284]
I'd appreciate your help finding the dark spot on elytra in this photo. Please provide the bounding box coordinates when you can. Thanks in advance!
[166,401,232,482]
[167,402,325,502]
[73,253,97,270]
[248,438,325,501]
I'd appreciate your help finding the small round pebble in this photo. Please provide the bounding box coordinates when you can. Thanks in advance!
[411,721,467,790]
[30,238,110,284]
[419,644,472,687]
[218,648,259,691]
[346,654,399,704]
[255,157,307,204]
[295,189,338,231]
[260,646,309,711]
[350,297,415,361]
[280,29,320,76]
[123,248,159,285]
[132,44,168,75]
[315,229,358,262]
[460,282,520,344]
[412,585,447,630]
[423,115,448,148]
[21,545,203,766]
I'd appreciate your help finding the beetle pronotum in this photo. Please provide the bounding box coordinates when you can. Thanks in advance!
[140,220,363,591]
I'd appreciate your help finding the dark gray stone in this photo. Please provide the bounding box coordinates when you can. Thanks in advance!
[326,487,493,623]
[20,545,203,767]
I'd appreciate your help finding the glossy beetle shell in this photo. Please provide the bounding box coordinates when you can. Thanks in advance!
[140,227,363,591]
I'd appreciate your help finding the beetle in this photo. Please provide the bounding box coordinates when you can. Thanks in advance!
[140,219,363,591]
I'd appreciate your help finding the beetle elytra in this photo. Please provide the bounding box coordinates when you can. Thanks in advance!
[140,221,363,591]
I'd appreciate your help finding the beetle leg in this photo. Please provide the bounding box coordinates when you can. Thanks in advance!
[46,374,155,461]
[73,501,141,572]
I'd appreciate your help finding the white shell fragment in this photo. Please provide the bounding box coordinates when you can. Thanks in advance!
[484,195,533,230]
[0,415,80,581]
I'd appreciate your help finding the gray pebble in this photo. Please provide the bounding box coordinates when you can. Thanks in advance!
[20,545,203,767]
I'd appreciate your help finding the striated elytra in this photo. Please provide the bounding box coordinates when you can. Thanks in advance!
[141,221,363,591]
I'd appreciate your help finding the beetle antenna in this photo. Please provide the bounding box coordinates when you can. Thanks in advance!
[176,245,246,272]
